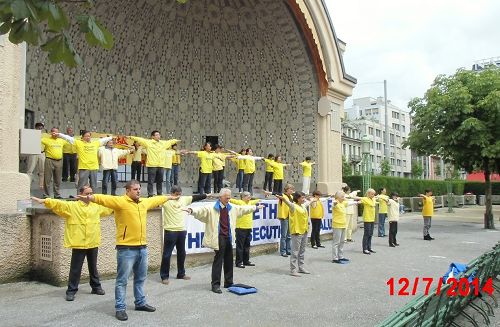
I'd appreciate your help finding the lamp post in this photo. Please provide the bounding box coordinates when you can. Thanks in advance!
[446,166,454,213]
[361,135,372,194]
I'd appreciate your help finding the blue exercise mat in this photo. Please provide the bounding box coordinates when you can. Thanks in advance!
[228,283,257,295]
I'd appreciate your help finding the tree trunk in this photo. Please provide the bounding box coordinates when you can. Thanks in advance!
[483,159,495,229]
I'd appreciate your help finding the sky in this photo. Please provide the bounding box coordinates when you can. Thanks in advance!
[325,0,500,109]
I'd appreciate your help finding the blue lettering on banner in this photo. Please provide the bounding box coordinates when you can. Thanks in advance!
[327,198,333,214]
[251,225,280,242]
[266,203,277,219]
[253,207,261,221]
[321,218,332,231]
[187,232,205,249]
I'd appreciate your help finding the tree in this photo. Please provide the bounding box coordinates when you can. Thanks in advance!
[342,156,352,177]
[0,0,188,67]
[380,159,390,176]
[411,160,423,179]
[405,66,500,229]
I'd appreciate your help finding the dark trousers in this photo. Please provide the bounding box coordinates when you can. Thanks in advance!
[213,169,224,193]
[242,173,255,194]
[160,230,187,280]
[171,164,180,186]
[102,169,117,195]
[211,236,233,289]
[235,228,251,265]
[235,169,244,192]
[310,219,322,246]
[273,179,283,194]
[362,222,374,251]
[131,161,142,181]
[62,153,77,182]
[198,172,212,194]
[389,221,398,245]
[147,167,164,196]
[263,172,273,191]
[67,248,101,295]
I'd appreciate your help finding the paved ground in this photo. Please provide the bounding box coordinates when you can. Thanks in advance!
[1,206,499,327]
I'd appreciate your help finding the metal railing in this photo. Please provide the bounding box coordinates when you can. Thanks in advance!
[378,242,500,326]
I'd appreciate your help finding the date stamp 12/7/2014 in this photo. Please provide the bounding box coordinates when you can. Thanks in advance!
[386,277,494,297]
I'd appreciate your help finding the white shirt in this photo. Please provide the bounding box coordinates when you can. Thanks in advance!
[387,199,400,222]
[98,147,131,170]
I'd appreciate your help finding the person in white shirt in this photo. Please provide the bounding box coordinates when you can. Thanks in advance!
[98,140,132,195]
[387,192,401,247]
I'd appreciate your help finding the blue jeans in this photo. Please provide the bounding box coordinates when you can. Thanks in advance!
[115,247,148,311]
[160,230,187,280]
[165,168,172,194]
[378,213,387,236]
[102,169,117,195]
[171,164,179,186]
[236,169,244,192]
[279,219,291,255]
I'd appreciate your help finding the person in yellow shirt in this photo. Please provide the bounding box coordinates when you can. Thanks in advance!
[186,142,215,195]
[376,187,389,237]
[269,155,292,194]
[358,188,377,255]
[170,143,182,186]
[298,157,316,195]
[164,148,176,194]
[62,127,77,183]
[129,131,180,197]
[98,140,133,195]
[78,180,179,321]
[233,148,264,195]
[277,191,311,277]
[233,149,246,192]
[160,185,208,285]
[131,142,144,182]
[265,183,295,257]
[212,145,234,193]
[309,190,325,249]
[230,192,260,268]
[42,127,70,199]
[263,154,274,192]
[32,184,113,301]
[58,130,113,191]
[418,189,435,241]
[331,191,357,264]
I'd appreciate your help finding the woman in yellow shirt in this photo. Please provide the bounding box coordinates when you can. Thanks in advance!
[263,154,274,192]
[299,156,316,195]
[331,191,357,264]
[358,188,377,255]
[309,190,324,249]
[238,148,264,195]
[277,191,311,277]
[186,142,215,195]
[233,149,246,193]
[376,187,389,237]
[418,189,435,240]
[269,155,291,194]
[230,192,260,268]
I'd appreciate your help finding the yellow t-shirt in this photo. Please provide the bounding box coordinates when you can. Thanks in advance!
[422,196,434,217]
[231,199,260,229]
[197,151,214,174]
[74,139,102,170]
[162,196,193,231]
[62,140,76,154]
[172,153,181,165]
[278,193,293,219]
[244,158,256,174]
[377,194,389,214]
[289,203,309,234]
[309,200,324,219]
[42,137,68,160]
[212,153,225,171]
[130,137,178,168]
[360,197,376,222]
[264,159,274,173]
[271,162,285,180]
[132,147,143,162]
[300,161,313,177]
[164,149,175,169]
[332,201,348,228]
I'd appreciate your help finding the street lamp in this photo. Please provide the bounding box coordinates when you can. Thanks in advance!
[446,166,454,213]
[361,134,372,194]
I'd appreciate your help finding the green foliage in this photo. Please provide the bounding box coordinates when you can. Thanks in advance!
[342,156,352,177]
[343,175,465,197]
[379,159,390,176]
[411,160,423,179]
[0,0,188,67]
[464,182,500,195]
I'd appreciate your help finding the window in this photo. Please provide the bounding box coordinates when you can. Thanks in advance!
[349,145,352,156]
[369,127,374,135]
[343,144,346,156]
[359,110,363,116]
[376,142,381,150]
[348,129,351,138]
[376,129,381,137]
[390,133,395,145]
[403,160,407,167]
[377,155,381,163]
[370,141,374,149]
[402,125,406,133]
[397,159,401,166]
[392,111,400,119]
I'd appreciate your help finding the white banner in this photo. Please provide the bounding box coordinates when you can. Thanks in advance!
[168,198,338,254]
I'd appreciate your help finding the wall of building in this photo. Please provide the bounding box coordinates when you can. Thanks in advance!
[25,0,321,187]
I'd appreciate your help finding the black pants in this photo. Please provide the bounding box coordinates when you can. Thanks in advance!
[62,153,77,182]
[67,248,101,295]
[211,236,233,289]
[273,179,283,194]
[213,169,224,193]
[147,167,164,196]
[362,222,374,251]
[102,169,117,195]
[310,219,322,246]
[389,221,398,245]
[159,230,187,280]
[235,228,251,265]
[242,173,255,194]
[263,172,273,191]
[131,161,142,181]
[198,172,212,194]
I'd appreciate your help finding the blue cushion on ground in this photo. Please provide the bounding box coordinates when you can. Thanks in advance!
[228,286,257,295]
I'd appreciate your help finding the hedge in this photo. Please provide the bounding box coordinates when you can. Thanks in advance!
[463,182,500,195]
[342,176,465,197]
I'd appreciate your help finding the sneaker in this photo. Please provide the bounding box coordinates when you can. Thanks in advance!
[161,279,169,285]
[394,243,400,246]
[286,252,292,255]
[115,310,128,321]
[65,293,75,301]
[389,244,396,247]
[212,287,222,294]
[135,304,156,312]
[312,245,318,249]
[281,253,288,257]
[368,249,376,253]
[298,269,311,274]
[223,283,233,288]
[290,272,301,277]
[91,288,105,295]
[424,235,432,241]
[363,250,371,255]
[428,235,435,240]
[332,259,342,264]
